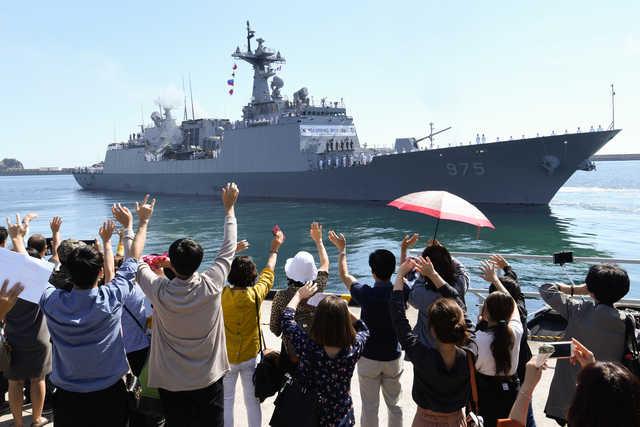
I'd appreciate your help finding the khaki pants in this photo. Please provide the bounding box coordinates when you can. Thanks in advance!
[357,355,403,427]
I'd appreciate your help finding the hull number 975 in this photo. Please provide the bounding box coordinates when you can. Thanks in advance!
[446,162,486,176]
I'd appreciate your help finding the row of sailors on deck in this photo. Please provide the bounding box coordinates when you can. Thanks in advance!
[318,153,374,170]
[475,125,605,144]
[325,139,355,152]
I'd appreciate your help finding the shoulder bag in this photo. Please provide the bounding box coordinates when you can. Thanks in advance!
[252,287,286,402]
[622,312,640,377]
[0,324,11,372]
[122,305,165,425]
[465,350,484,427]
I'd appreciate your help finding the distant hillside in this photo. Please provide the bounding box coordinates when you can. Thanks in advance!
[0,158,24,171]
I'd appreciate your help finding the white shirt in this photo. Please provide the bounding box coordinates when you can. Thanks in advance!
[475,312,523,376]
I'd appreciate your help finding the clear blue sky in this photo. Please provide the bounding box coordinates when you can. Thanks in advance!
[1,1,638,168]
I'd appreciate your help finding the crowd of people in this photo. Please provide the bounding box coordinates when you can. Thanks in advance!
[0,182,638,427]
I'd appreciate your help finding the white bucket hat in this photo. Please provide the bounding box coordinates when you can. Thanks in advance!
[284,251,318,283]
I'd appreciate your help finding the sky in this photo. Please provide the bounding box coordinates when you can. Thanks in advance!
[1,1,638,168]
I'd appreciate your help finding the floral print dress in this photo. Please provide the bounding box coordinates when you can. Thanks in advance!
[280,307,369,426]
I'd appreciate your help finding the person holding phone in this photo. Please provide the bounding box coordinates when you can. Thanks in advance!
[539,264,629,424]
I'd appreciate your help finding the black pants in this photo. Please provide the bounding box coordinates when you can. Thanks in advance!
[158,377,223,427]
[476,373,520,427]
[53,379,128,427]
[127,347,150,377]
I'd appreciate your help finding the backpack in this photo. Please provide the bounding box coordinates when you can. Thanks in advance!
[622,312,640,377]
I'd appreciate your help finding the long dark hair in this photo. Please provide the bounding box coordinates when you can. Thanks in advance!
[484,292,515,375]
[421,240,456,285]
[568,362,640,427]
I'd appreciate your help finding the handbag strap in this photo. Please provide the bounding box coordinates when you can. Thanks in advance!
[123,304,146,332]
[253,287,266,354]
[465,349,480,413]
[624,312,639,354]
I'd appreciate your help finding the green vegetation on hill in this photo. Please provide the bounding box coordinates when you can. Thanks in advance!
[0,158,24,171]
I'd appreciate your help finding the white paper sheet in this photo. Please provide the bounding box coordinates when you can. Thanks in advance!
[306,292,329,307]
[0,248,54,304]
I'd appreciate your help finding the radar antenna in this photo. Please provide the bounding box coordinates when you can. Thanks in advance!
[609,83,615,130]
[246,21,256,52]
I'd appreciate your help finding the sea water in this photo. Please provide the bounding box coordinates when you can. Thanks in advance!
[1,161,638,315]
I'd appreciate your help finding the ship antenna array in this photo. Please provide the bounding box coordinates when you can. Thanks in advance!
[189,74,195,120]
[609,83,615,130]
[182,76,188,121]
[246,20,256,52]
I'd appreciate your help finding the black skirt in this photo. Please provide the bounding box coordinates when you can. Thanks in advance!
[476,372,520,427]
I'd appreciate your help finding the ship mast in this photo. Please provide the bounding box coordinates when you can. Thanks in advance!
[232,22,286,104]
[609,83,615,130]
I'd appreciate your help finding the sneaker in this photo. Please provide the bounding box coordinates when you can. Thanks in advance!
[30,416,49,427]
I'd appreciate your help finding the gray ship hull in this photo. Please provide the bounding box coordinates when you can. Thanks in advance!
[74,130,618,205]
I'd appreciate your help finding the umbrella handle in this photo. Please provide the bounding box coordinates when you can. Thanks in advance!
[432,218,440,242]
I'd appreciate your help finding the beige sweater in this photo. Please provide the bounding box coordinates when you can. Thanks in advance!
[136,214,237,391]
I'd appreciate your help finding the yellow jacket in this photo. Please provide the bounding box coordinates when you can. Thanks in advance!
[222,268,275,364]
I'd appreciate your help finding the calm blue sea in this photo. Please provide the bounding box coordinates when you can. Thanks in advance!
[1,161,638,315]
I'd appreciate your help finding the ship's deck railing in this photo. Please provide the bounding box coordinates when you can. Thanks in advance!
[409,249,640,305]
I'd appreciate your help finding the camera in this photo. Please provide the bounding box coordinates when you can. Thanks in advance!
[553,251,574,265]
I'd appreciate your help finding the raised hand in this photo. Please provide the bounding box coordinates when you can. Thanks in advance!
[328,230,346,251]
[6,214,27,239]
[236,239,250,253]
[221,182,239,213]
[0,279,24,318]
[271,230,285,252]
[401,233,420,250]
[490,254,509,269]
[310,222,323,243]
[22,212,38,226]
[135,194,156,223]
[297,281,318,300]
[112,203,133,228]
[571,338,596,368]
[522,359,545,389]
[50,216,63,233]
[480,260,499,284]
[99,220,117,242]
[414,256,436,279]
[397,257,418,277]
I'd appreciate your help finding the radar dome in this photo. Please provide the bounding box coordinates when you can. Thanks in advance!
[271,76,284,89]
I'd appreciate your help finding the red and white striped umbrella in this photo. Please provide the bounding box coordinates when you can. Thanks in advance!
[388,191,495,237]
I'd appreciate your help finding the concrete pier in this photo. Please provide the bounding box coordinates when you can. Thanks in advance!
[0,302,557,426]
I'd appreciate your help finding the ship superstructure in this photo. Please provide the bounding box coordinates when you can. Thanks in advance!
[74,23,620,205]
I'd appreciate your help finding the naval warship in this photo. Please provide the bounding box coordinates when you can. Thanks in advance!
[74,23,620,205]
